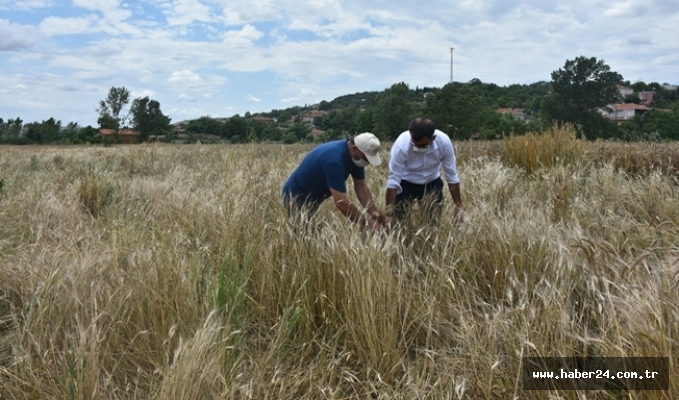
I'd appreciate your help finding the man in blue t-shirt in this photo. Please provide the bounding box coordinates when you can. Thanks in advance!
[283,132,385,232]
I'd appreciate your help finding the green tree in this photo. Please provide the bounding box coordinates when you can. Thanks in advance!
[620,106,679,141]
[354,107,375,134]
[542,56,622,139]
[261,123,283,142]
[282,132,297,144]
[277,107,301,123]
[62,122,80,143]
[97,87,131,130]
[373,82,413,140]
[25,118,61,144]
[288,122,312,141]
[77,126,101,144]
[324,106,360,138]
[223,115,247,140]
[0,118,24,143]
[131,96,171,141]
[650,86,679,109]
[623,94,641,104]
[424,82,491,139]
[424,84,453,135]
[318,100,332,111]
[185,116,222,136]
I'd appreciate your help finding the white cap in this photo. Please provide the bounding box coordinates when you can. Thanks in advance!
[354,132,382,166]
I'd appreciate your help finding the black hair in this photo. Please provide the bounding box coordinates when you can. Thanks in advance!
[409,118,436,142]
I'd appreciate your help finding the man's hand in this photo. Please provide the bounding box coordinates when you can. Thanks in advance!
[366,218,383,233]
[453,203,465,223]
[370,209,392,231]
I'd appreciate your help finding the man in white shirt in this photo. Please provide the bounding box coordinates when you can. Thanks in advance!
[386,118,464,224]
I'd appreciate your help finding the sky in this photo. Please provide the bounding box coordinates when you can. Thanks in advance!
[1,0,678,127]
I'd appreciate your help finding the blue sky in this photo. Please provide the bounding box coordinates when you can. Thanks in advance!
[1,0,678,127]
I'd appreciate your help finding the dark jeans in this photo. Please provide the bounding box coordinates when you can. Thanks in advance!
[393,178,444,223]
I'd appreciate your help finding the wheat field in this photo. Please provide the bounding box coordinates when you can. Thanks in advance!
[1,127,678,399]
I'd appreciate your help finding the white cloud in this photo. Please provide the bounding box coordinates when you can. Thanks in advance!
[73,0,132,21]
[0,19,40,50]
[170,106,208,118]
[166,0,213,26]
[168,70,203,84]
[221,0,281,25]
[221,24,264,47]
[603,1,636,17]
[135,89,156,98]
[0,0,53,11]
[39,15,99,36]
[246,94,261,102]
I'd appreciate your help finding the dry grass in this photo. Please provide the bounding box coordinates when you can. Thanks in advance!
[503,124,587,174]
[0,138,678,399]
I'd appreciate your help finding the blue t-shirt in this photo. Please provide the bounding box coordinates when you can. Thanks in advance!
[283,140,365,206]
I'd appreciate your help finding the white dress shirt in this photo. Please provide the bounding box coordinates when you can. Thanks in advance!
[387,129,460,194]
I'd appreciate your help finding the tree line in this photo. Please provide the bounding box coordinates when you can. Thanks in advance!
[2,56,678,145]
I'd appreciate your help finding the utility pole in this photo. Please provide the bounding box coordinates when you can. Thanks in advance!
[450,47,454,84]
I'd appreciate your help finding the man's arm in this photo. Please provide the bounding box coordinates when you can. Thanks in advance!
[386,143,406,216]
[353,178,381,220]
[448,182,464,220]
[440,136,463,219]
[330,188,381,231]
[385,188,398,214]
[448,183,462,205]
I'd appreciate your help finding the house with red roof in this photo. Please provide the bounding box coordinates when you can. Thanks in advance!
[98,128,141,144]
[496,108,526,120]
[604,103,652,124]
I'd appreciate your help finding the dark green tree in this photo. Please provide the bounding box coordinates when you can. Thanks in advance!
[623,94,641,104]
[423,84,456,135]
[373,82,413,140]
[185,116,222,136]
[282,132,297,144]
[619,105,679,141]
[131,97,171,141]
[62,122,80,143]
[354,107,375,134]
[325,106,360,138]
[541,56,622,139]
[77,126,101,144]
[25,118,61,144]
[288,122,312,141]
[261,123,283,142]
[424,82,491,139]
[0,118,24,143]
[650,86,679,109]
[318,100,332,111]
[223,114,247,140]
[97,86,131,130]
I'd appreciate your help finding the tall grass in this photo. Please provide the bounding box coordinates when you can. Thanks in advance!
[0,138,678,399]
[504,124,587,174]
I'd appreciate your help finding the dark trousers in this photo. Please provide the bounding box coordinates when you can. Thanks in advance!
[393,178,444,223]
